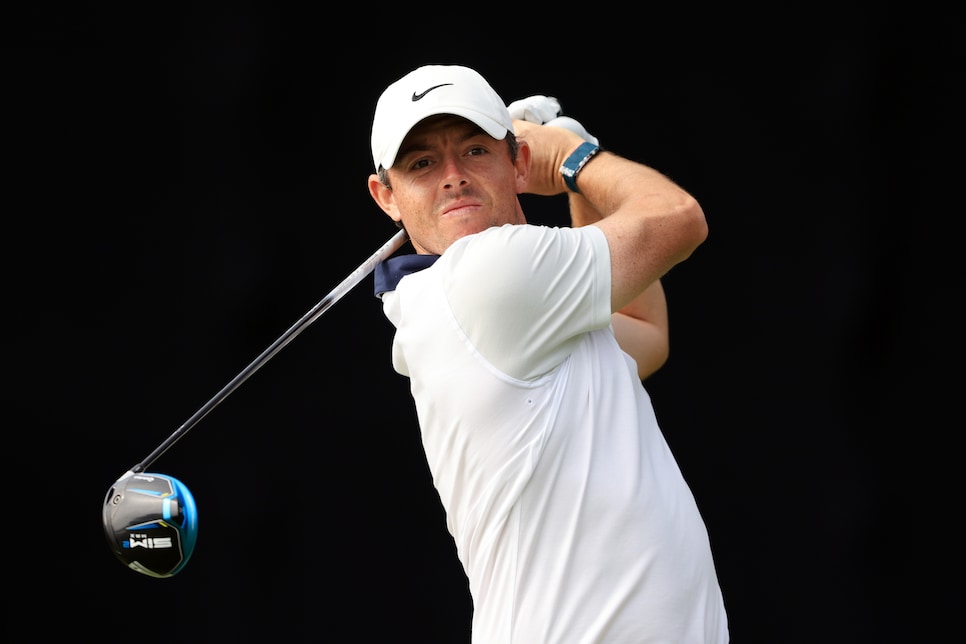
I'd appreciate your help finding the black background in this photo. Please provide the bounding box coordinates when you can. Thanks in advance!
[8,5,963,642]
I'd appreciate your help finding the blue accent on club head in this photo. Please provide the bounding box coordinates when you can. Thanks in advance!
[165,475,199,574]
[129,487,165,496]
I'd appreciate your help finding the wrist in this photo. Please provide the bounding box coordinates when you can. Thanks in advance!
[559,142,601,193]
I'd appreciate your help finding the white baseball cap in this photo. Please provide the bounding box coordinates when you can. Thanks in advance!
[370,65,514,171]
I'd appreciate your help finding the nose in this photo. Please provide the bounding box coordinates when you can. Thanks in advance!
[439,154,468,189]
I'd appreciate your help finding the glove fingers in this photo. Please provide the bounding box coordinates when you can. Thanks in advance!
[507,95,561,124]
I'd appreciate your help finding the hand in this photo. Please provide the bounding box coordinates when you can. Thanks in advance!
[513,119,587,197]
[509,95,601,196]
[508,95,599,145]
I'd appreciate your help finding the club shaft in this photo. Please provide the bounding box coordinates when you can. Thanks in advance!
[131,228,410,473]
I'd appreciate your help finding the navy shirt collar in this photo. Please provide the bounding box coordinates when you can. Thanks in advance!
[374,254,440,298]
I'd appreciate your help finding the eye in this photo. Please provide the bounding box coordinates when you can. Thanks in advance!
[410,157,432,170]
[466,146,486,157]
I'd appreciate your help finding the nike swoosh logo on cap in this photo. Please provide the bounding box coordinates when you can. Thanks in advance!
[412,83,453,101]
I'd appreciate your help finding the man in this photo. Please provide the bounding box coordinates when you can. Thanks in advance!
[368,65,728,643]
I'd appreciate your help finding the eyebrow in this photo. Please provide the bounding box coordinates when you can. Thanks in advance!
[397,121,486,161]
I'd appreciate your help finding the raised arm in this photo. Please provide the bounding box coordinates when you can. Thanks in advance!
[515,120,707,377]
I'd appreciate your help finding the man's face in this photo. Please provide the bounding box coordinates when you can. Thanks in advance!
[370,115,530,255]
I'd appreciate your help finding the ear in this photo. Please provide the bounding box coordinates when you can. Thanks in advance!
[368,174,402,225]
[514,139,531,195]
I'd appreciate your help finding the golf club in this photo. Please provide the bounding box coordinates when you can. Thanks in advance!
[103,227,410,577]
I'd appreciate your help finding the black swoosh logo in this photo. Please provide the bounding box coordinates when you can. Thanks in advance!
[412,83,453,101]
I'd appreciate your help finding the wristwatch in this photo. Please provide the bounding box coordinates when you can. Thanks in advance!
[559,142,601,193]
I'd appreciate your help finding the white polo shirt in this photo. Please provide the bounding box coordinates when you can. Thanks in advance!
[380,223,728,643]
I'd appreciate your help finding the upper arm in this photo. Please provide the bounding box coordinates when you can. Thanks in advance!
[577,154,707,313]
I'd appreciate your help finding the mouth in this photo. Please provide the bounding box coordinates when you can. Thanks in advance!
[440,202,482,218]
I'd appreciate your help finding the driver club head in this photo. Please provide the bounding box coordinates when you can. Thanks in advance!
[103,471,198,578]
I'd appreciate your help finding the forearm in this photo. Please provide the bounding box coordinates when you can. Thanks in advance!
[567,189,603,228]
[569,192,669,379]
[613,283,669,379]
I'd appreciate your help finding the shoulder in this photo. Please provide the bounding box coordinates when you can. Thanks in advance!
[443,224,607,282]
[440,224,613,378]
[440,223,610,317]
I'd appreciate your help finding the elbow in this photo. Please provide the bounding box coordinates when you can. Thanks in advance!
[663,194,707,264]
[683,194,709,251]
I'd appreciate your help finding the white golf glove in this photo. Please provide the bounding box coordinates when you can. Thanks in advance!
[507,95,600,146]
[507,95,562,125]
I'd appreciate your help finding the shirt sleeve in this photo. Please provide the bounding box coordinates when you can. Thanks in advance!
[441,224,613,381]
